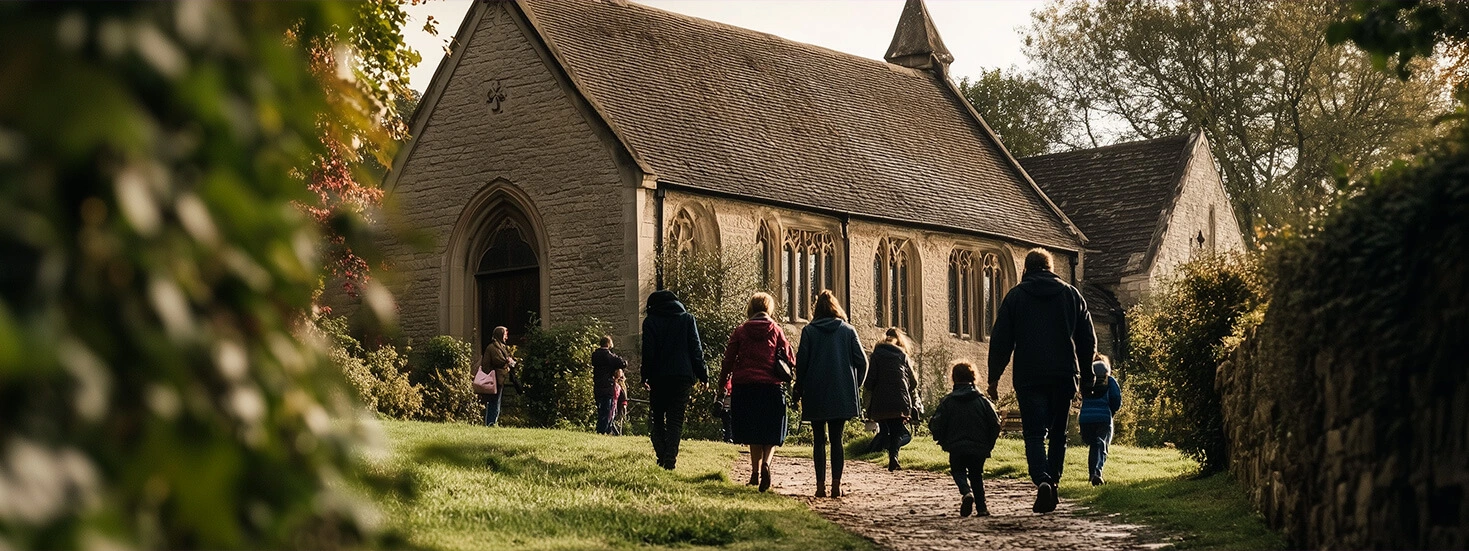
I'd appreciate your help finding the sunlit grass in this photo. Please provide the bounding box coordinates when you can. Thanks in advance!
[366,419,874,551]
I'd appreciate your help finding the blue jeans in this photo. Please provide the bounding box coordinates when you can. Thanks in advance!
[1080,421,1112,480]
[596,397,616,434]
[482,392,502,426]
[1016,385,1074,486]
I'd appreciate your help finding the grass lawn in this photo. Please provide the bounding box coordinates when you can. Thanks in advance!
[365,419,874,551]
[809,433,1284,550]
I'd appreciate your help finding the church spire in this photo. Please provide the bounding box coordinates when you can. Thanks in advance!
[883,0,954,74]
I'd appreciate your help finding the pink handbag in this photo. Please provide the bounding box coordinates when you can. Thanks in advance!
[474,367,498,394]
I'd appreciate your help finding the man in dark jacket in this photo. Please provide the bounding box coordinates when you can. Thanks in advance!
[592,335,627,435]
[641,290,707,470]
[986,249,1097,514]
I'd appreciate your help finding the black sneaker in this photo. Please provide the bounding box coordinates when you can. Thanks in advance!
[974,502,991,517]
[888,457,900,472]
[960,492,975,517]
[1033,482,1055,513]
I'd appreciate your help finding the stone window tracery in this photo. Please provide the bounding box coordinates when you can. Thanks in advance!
[668,208,698,258]
[875,237,914,330]
[948,248,1003,340]
[780,228,835,322]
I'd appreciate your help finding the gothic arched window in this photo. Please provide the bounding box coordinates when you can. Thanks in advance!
[875,237,914,330]
[781,228,835,322]
[948,248,1004,340]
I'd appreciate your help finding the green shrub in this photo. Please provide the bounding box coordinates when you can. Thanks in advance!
[365,347,422,419]
[0,3,405,547]
[412,336,483,423]
[332,346,379,412]
[1123,253,1266,471]
[518,318,607,428]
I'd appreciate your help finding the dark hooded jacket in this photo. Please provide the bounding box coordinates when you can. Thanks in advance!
[794,317,867,421]
[640,291,707,385]
[928,383,1001,458]
[863,343,916,421]
[987,269,1097,393]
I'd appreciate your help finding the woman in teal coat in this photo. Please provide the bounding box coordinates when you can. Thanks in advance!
[794,290,867,498]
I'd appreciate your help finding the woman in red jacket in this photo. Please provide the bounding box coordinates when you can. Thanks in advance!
[719,292,795,492]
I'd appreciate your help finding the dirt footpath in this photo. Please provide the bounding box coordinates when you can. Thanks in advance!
[734,454,1167,551]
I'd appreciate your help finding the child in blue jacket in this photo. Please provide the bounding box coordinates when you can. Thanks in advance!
[1079,354,1122,486]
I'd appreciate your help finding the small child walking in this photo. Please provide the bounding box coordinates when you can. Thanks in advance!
[928,362,1001,517]
[1079,354,1122,486]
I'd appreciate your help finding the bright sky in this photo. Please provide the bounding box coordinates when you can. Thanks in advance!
[402,0,1044,93]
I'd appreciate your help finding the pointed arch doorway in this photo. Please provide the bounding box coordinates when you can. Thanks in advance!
[475,221,540,345]
[443,181,549,353]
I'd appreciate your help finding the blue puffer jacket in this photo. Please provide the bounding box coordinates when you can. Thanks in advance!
[1079,376,1121,424]
[794,317,867,421]
[640,290,707,385]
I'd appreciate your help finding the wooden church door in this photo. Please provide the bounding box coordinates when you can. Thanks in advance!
[476,223,540,346]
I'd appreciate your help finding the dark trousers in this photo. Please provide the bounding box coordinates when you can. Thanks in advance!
[1016,385,1075,486]
[1080,421,1113,480]
[481,392,502,427]
[596,397,615,434]
[949,453,987,498]
[811,419,847,485]
[648,381,693,463]
[878,419,906,459]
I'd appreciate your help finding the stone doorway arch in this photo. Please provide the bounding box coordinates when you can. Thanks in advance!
[443,181,549,352]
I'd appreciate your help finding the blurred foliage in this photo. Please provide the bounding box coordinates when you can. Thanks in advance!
[411,336,482,424]
[1328,1,1469,82]
[1123,254,1267,471]
[518,318,606,429]
[0,2,421,548]
[1025,0,1444,246]
[957,68,1072,158]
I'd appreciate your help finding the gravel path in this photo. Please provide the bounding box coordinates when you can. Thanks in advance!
[733,453,1167,551]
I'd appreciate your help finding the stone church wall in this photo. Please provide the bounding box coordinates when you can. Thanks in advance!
[381,2,634,348]
[659,191,1081,404]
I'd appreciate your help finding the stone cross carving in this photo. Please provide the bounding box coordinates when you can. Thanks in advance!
[486,80,506,113]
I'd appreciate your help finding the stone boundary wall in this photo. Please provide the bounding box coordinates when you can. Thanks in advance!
[1218,322,1468,549]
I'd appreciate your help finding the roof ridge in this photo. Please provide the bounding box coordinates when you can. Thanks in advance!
[1021,133,1192,162]
[618,0,914,73]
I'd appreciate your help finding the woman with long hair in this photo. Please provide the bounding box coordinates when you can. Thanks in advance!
[794,290,867,497]
[865,327,919,471]
[718,292,795,492]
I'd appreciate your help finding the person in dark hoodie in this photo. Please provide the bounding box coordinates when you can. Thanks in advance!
[986,248,1097,514]
[794,290,867,498]
[864,327,918,472]
[641,290,707,470]
[718,292,795,492]
[929,362,1001,517]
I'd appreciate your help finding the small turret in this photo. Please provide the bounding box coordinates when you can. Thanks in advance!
[884,0,954,74]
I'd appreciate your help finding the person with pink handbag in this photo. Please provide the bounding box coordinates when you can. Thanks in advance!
[474,326,516,426]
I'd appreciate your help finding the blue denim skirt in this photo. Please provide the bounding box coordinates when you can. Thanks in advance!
[730,383,788,446]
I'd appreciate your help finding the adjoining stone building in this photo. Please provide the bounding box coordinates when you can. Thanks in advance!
[379,0,1092,399]
[1020,132,1247,361]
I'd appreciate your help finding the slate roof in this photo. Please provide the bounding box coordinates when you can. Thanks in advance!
[515,0,1080,250]
[1020,134,1196,284]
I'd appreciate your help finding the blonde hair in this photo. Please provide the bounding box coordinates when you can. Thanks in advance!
[747,292,774,318]
[880,326,911,353]
[813,289,847,321]
[951,362,978,384]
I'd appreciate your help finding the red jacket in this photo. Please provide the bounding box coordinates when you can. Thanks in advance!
[720,314,795,387]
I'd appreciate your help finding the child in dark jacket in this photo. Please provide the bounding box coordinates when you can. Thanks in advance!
[928,362,1002,517]
[1079,354,1122,486]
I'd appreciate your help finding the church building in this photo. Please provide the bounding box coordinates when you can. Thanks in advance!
[1021,132,1247,360]
[380,0,1091,398]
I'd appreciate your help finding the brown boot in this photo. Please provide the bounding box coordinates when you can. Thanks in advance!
[830,478,843,498]
[815,478,827,498]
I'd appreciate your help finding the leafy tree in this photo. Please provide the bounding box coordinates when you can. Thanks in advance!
[958,68,1072,158]
[0,2,409,548]
[1025,0,1445,245]
[1124,253,1266,472]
